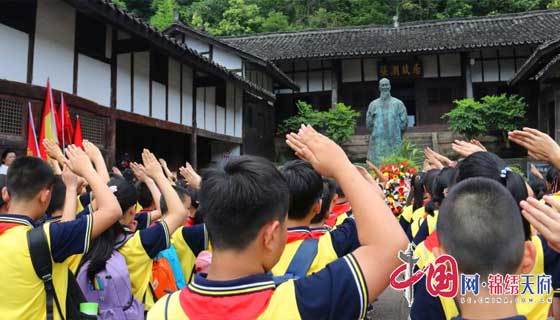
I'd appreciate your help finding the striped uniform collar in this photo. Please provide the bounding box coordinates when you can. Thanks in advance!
[0,214,36,228]
[189,273,275,296]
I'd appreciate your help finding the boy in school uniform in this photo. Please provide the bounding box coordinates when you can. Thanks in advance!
[272,159,361,276]
[325,182,353,228]
[0,146,122,319]
[418,178,536,320]
[148,125,408,319]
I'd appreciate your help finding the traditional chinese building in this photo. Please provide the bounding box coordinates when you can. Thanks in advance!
[0,0,295,168]
[221,10,560,156]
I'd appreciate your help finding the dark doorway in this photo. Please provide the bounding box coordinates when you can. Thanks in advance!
[116,120,191,171]
[243,95,275,159]
[390,80,416,127]
[548,101,556,140]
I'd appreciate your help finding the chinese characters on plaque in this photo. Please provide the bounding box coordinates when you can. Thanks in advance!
[378,62,422,78]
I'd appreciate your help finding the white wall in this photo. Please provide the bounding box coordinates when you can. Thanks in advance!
[294,72,307,92]
[204,87,216,132]
[213,47,242,70]
[133,51,150,116]
[77,54,111,107]
[234,85,243,138]
[33,0,75,93]
[168,58,181,124]
[0,24,28,83]
[216,106,226,135]
[196,87,205,129]
[421,55,438,78]
[116,53,131,111]
[439,54,461,77]
[225,82,235,136]
[342,59,361,82]
[308,71,322,92]
[182,65,193,126]
[363,59,378,81]
[151,81,166,120]
[184,36,210,54]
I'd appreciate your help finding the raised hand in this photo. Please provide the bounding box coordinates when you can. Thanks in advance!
[452,140,485,158]
[470,139,487,152]
[179,162,201,189]
[130,162,149,182]
[112,166,123,177]
[64,145,95,177]
[43,139,65,164]
[83,140,104,162]
[424,147,443,169]
[285,125,350,178]
[509,128,560,169]
[61,164,79,189]
[521,195,560,252]
[142,149,165,180]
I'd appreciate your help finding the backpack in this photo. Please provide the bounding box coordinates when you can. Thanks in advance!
[272,238,319,285]
[151,245,186,299]
[27,226,92,320]
[76,234,144,319]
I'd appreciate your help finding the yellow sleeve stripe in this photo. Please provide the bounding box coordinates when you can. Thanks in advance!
[343,254,369,319]
[83,213,93,253]
[161,220,171,249]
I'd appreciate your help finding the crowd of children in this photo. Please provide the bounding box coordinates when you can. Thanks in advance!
[2,124,560,319]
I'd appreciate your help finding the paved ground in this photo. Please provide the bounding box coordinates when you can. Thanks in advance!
[367,287,410,320]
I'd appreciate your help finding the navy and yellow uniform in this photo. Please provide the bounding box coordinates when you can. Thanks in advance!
[453,316,526,320]
[272,219,359,276]
[411,235,560,320]
[148,254,368,319]
[118,220,171,310]
[325,202,352,228]
[171,224,209,282]
[0,214,93,319]
[134,210,152,231]
[399,205,414,240]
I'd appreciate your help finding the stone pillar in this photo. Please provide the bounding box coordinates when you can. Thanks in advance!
[465,57,474,99]
[331,61,340,108]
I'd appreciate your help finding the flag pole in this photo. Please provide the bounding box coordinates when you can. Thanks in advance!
[28,102,40,157]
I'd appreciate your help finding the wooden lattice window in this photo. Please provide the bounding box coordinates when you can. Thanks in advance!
[0,98,24,136]
[74,112,106,146]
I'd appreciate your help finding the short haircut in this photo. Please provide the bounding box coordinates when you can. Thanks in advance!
[438,177,525,278]
[334,180,345,199]
[312,178,336,224]
[136,182,153,208]
[108,176,138,212]
[46,176,66,216]
[199,155,289,250]
[280,160,323,220]
[160,185,189,215]
[7,157,55,201]
[456,152,530,239]
[1,149,14,163]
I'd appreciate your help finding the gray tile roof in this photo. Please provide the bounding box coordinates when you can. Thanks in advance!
[221,10,560,61]
[510,36,560,85]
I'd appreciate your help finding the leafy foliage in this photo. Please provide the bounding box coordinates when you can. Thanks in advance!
[443,94,527,141]
[380,139,422,169]
[112,0,560,36]
[150,0,177,31]
[277,101,360,144]
[442,98,487,140]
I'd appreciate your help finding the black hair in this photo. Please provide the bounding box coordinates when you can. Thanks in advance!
[1,149,14,164]
[529,177,546,200]
[0,174,6,207]
[186,186,199,209]
[311,178,337,225]
[335,181,345,199]
[412,169,439,212]
[135,182,154,208]
[45,176,66,216]
[199,155,289,250]
[425,167,456,215]
[280,160,323,220]
[546,167,560,193]
[456,152,530,239]
[438,177,525,278]
[160,185,189,215]
[7,157,55,201]
[81,223,124,282]
[108,176,138,213]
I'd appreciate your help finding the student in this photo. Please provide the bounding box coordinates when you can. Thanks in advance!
[436,178,535,320]
[148,125,408,319]
[0,149,16,175]
[309,178,337,237]
[324,180,352,228]
[116,149,188,311]
[272,159,360,276]
[130,162,162,230]
[409,169,439,239]
[42,166,80,224]
[0,146,122,319]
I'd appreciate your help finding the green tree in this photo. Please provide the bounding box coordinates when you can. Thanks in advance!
[207,0,264,36]
[549,0,560,8]
[261,11,292,32]
[442,98,487,140]
[112,0,127,9]
[150,0,177,31]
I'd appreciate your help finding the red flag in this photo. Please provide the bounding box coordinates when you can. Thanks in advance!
[74,115,83,148]
[59,93,73,147]
[38,79,59,159]
[26,103,40,157]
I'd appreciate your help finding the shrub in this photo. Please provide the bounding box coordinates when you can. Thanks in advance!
[442,98,486,140]
[380,139,422,169]
[277,100,360,144]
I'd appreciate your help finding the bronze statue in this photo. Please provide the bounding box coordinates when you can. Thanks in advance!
[366,78,408,165]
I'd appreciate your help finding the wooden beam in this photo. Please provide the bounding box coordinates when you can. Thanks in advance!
[26,1,37,84]
[114,38,150,54]
[191,68,198,169]
[115,109,192,135]
[197,128,242,144]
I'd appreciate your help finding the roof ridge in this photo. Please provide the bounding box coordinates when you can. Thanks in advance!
[220,8,560,40]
